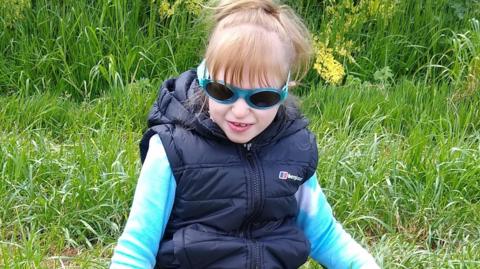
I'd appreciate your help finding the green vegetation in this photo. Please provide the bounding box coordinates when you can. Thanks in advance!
[1,0,479,268]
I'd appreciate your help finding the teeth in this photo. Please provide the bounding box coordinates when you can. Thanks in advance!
[233,122,248,127]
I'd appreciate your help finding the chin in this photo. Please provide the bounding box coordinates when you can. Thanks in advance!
[226,134,253,144]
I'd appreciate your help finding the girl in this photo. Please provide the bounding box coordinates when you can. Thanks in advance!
[111,0,380,268]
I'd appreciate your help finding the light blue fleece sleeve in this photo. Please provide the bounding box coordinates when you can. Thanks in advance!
[295,174,380,269]
[110,134,176,269]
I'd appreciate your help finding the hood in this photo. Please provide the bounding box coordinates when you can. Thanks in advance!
[147,69,310,147]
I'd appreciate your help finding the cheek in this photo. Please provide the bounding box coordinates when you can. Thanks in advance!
[258,107,279,125]
[208,98,223,121]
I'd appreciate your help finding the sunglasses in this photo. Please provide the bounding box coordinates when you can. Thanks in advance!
[198,78,289,109]
[196,60,290,110]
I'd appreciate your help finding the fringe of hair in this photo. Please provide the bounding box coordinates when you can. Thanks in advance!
[203,0,313,85]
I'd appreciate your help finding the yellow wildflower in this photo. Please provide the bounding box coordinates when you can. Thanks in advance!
[335,40,356,63]
[313,38,345,85]
[158,0,204,18]
[335,45,348,57]
[361,0,398,20]
[325,6,337,16]
[185,0,202,16]
[158,0,175,18]
[0,0,31,28]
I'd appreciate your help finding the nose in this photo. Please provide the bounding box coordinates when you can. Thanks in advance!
[230,98,251,118]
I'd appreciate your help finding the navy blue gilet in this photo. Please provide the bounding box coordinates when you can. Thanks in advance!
[140,70,318,269]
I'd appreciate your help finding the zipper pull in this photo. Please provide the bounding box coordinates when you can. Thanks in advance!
[244,143,252,151]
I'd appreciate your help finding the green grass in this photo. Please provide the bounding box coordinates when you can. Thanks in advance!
[0,83,154,268]
[1,79,479,268]
[1,0,480,268]
[300,81,480,268]
[0,0,206,99]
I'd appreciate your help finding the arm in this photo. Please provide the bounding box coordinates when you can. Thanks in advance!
[110,135,176,269]
[295,174,380,269]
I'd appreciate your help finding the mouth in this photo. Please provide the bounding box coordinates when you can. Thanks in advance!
[230,121,251,127]
[227,121,253,132]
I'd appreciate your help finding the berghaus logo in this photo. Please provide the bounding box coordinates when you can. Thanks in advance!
[278,171,303,181]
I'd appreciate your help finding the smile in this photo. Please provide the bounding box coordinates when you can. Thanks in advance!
[227,121,253,132]
[231,122,250,127]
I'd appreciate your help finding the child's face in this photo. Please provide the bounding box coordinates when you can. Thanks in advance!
[208,68,283,144]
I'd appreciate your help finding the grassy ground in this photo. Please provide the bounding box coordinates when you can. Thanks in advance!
[1,0,480,268]
[1,79,479,268]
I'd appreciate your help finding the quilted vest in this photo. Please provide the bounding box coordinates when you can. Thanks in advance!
[140,70,318,269]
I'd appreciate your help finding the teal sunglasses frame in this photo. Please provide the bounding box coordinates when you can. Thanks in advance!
[196,59,289,110]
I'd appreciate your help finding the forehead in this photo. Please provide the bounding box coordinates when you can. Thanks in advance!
[212,65,283,89]
[205,25,290,88]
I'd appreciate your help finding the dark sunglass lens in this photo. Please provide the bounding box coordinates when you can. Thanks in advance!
[250,91,281,108]
[206,82,234,101]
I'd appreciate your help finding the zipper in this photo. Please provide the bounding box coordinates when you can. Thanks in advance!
[253,240,260,269]
[242,143,262,269]
[243,143,261,222]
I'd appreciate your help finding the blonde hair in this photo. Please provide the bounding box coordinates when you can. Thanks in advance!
[204,0,313,88]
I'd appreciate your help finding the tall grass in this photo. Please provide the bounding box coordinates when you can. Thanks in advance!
[299,80,480,267]
[1,79,479,268]
[2,0,479,97]
[293,0,480,85]
[1,0,480,268]
[0,80,157,268]
[0,0,205,99]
